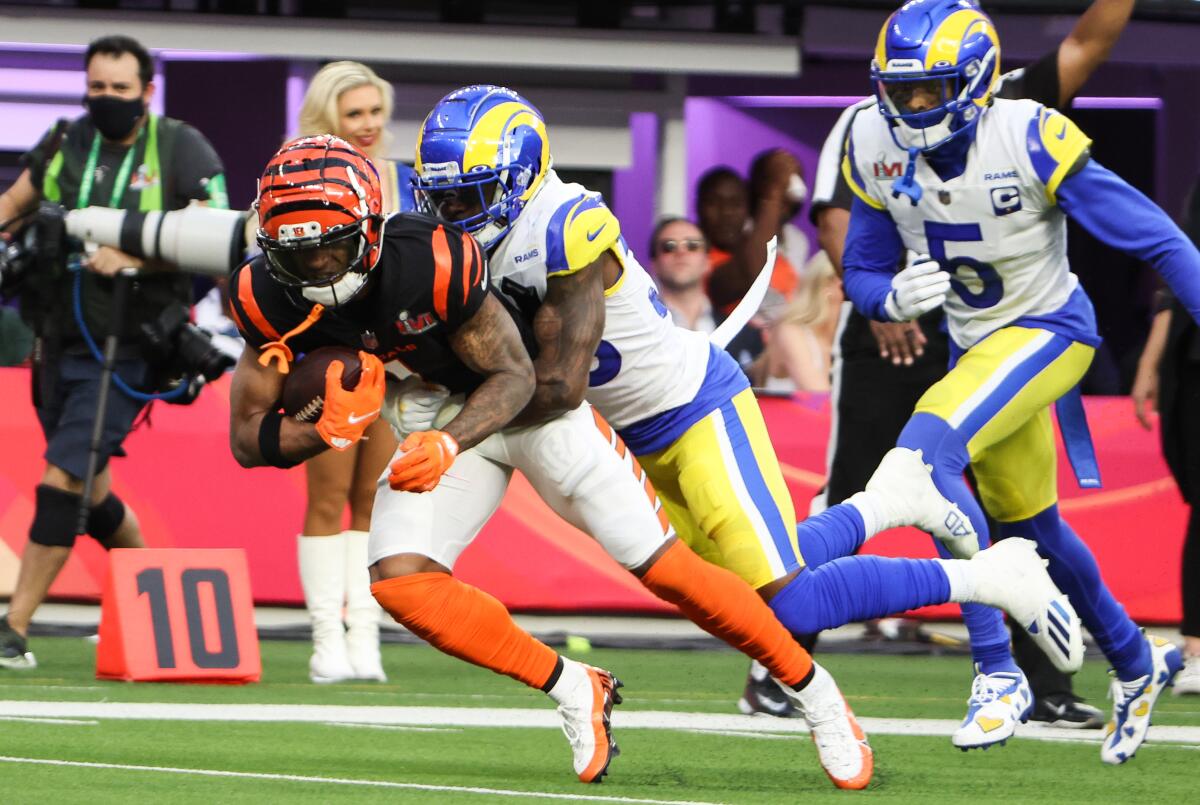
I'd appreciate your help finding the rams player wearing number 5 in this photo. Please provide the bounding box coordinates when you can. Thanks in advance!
[410,84,1090,789]
[841,0,1200,763]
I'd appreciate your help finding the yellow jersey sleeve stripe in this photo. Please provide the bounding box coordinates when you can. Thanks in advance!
[1026,106,1093,204]
[842,152,886,210]
[546,193,621,275]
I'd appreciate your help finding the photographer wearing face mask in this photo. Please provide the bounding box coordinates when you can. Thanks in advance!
[0,35,229,669]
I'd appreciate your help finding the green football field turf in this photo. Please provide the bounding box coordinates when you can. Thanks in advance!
[0,636,1195,803]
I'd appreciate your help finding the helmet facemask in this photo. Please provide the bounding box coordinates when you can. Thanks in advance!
[872,47,997,153]
[258,220,374,307]
[416,164,531,250]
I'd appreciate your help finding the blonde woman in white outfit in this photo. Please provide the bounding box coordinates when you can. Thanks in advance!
[758,251,843,393]
[293,61,415,683]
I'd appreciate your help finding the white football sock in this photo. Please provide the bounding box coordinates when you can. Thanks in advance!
[935,558,978,603]
[547,656,590,706]
[845,491,883,539]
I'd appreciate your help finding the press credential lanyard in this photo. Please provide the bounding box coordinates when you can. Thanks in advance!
[76,124,144,210]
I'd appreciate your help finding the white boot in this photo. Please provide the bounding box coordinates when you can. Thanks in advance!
[849,447,978,558]
[298,534,355,683]
[343,530,386,682]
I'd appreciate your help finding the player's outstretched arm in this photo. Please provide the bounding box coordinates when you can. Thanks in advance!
[1057,160,1200,324]
[1057,0,1135,105]
[509,255,608,429]
[444,292,536,451]
[229,346,327,468]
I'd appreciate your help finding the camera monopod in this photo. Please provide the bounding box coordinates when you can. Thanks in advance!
[75,266,137,536]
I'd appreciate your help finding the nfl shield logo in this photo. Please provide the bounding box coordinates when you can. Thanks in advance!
[938,190,952,205]
[361,331,379,350]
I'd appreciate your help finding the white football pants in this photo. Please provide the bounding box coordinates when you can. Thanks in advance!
[368,401,673,572]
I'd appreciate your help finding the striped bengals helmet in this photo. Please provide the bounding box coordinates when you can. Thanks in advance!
[256,134,384,307]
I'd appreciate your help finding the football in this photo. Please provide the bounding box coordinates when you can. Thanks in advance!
[280,346,363,422]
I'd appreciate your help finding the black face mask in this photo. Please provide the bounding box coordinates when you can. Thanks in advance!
[84,94,146,141]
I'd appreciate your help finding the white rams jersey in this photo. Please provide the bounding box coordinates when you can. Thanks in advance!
[489,170,712,430]
[843,98,1093,348]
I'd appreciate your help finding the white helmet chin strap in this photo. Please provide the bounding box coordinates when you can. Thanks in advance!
[302,270,367,307]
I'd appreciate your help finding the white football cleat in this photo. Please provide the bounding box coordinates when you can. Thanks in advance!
[1101,634,1184,764]
[777,663,873,790]
[952,668,1032,750]
[862,447,978,557]
[557,662,623,782]
[969,537,1084,673]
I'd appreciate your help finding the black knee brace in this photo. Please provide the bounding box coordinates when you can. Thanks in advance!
[29,484,82,548]
[87,492,126,548]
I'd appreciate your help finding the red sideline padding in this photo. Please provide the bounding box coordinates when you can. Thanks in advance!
[96,548,260,683]
[0,367,1187,622]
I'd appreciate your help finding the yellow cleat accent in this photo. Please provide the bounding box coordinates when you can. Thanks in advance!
[1134,701,1149,717]
[977,717,1006,733]
[1105,721,1115,736]
[1000,695,1011,704]
[1152,637,1169,648]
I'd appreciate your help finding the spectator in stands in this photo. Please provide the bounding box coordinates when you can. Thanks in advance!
[0,35,228,670]
[650,217,715,334]
[749,148,810,279]
[756,251,842,393]
[289,61,412,684]
[697,160,798,319]
[696,165,791,369]
[1131,179,1200,694]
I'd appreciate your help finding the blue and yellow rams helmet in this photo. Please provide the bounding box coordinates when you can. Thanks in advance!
[415,85,550,250]
[871,0,1000,152]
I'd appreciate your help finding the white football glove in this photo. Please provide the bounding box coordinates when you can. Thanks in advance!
[382,377,451,438]
[884,254,951,322]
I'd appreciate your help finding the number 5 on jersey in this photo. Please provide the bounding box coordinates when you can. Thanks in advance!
[925,221,1005,309]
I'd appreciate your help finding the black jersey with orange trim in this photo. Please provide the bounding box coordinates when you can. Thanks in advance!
[230,213,516,393]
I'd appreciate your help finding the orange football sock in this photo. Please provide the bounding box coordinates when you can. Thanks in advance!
[372,572,560,690]
[641,540,814,687]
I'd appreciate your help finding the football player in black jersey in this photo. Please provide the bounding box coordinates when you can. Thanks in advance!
[227,136,875,786]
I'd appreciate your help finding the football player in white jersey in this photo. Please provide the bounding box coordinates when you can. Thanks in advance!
[410,84,1089,787]
[841,0,1200,763]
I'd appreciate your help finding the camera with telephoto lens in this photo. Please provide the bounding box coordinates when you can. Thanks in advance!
[139,303,236,404]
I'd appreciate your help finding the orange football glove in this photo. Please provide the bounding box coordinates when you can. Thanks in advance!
[388,430,460,493]
[315,352,385,451]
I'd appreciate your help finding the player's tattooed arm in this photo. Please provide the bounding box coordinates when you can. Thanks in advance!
[229,346,327,467]
[446,292,536,450]
[509,253,609,428]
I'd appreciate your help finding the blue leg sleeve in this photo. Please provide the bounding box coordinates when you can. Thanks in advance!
[795,504,868,569]
[899,412,1016,673]
[769,554,951,634]
[997,506,1150,681]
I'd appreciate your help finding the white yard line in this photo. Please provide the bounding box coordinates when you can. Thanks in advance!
[324,722,464,733]
[0,700,1198,746]
[0,715,97,725]
[0,756,721,805]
